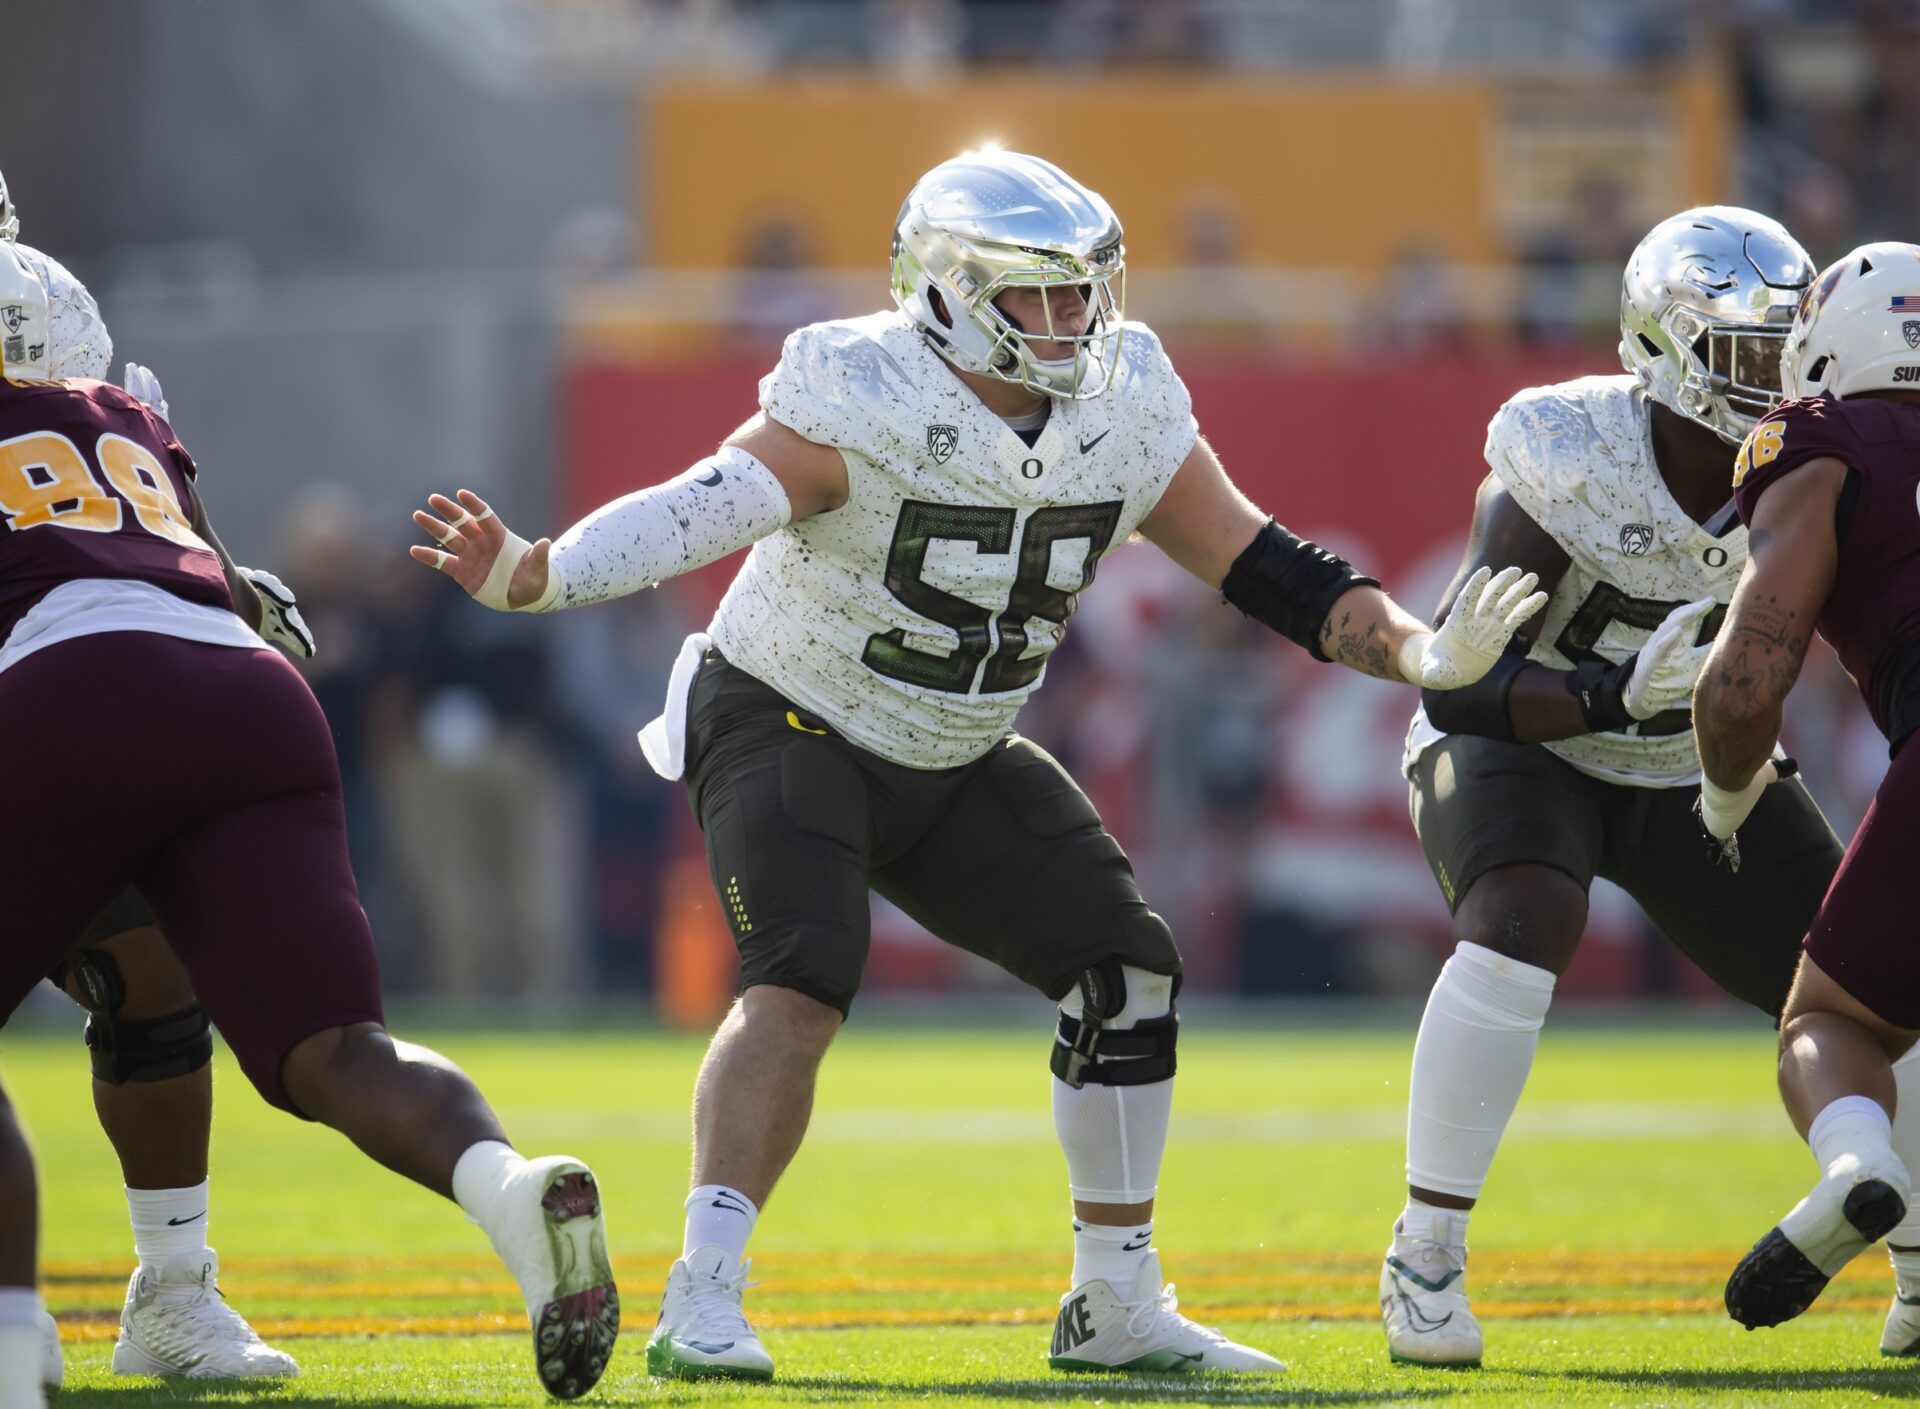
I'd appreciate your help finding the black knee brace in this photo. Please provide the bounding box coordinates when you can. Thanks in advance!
[65,949,214,1085]
[1049,958,1179,1089]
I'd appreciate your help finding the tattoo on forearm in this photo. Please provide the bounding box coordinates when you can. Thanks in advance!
[1319,608,1393,678]
[1699,594,1810,779]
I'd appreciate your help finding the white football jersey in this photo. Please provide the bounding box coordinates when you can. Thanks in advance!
[709,310,1197,769]
[1405,374,1745,787]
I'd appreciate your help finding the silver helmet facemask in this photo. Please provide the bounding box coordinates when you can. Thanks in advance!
[891,150,1126,400]
[1619,206,1814,444]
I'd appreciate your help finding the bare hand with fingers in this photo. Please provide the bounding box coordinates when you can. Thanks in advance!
[409,489,558,612]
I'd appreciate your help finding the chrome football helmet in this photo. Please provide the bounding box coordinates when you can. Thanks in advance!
[0,170,17,242]
[891,149,1126,399]
[1619,206,1814,444]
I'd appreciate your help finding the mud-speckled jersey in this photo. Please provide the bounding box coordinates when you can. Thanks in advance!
[709,310,1196,769]
[1406,374,1745,787]
[1734,395,1920,747]
[0,378,231,647]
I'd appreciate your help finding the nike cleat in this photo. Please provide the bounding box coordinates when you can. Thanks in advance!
[478,1156,619,1399]
[1381,1213,1482,1367]
[647,1246,774,1381]
[1881,1281,1920,1356]
[1728,1150,1910,1329]
[111,1250,298,1379]
[1047,1251,1284,1373]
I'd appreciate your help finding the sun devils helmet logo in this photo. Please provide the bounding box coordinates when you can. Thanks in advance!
[1905,320,1920,350]
[1620,523,1655,557]
[927,424,959,464]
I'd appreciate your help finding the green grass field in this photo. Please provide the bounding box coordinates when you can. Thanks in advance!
[13,1016,1920,1406]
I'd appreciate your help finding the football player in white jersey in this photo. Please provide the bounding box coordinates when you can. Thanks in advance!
[412,148,1544,1380]
[0,172,308,1390]
[1382,207,1920,1367]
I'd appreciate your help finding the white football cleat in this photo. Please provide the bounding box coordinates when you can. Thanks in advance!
[647,1246,774,1381]
[111,1249,298,1379]
[1381,1212,1483,1367]
[1728,1148,1911,1329]
[1881,1279,1920,1356]
[476,1155,619,1399]
[1047,1252,1284,1373]
[38,1307,62,1398]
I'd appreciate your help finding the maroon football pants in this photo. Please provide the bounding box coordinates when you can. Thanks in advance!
[1805,733,1920,1030]
[0,631,382,1110]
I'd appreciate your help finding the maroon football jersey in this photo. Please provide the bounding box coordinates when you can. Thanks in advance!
[0,378,232,645]
[1733,394,1920,744]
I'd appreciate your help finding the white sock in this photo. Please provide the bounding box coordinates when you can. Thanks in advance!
[451,1139,528,1228]
[682,1185,757,1263]
[1072,1219,1152,1290]
[1886,1047,1920,1265]
[127,1181,210,1263]
[1396,1196,1468,1254]
[1808,1094,1895,1177]
[1405,941,1556,1201]
[0,1287,39,1329]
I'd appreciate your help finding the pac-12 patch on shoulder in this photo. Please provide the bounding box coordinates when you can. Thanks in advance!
[1620,523,1654,556]
[927,424,959,464]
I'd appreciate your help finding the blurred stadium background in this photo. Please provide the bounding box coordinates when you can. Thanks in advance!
[5,0,1913,1024]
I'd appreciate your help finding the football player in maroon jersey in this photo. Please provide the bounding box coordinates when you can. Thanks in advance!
[0,239,616,1403]
[1697,242,1920,1334]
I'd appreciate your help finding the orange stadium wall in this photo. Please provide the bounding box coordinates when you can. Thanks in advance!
[640,70,1729,276]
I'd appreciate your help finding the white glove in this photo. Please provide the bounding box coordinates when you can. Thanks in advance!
[122,362,169,421]
[240,566,316,658]
[1623,597,1717,721]
[1695,759,1796,871]
[1398,565,1549,689]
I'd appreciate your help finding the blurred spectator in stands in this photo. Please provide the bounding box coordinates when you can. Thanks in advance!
[383,567,585,1000]
[1515,173,1634,346]
[731,210,837,344]
[873,0,963,77]
[1373,236,1468,352]
[272,487,414,977]
[552,594,697,992]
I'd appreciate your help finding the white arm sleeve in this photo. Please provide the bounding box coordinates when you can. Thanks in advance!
[546,444,793,609]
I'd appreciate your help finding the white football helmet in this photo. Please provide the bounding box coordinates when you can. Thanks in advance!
[1780,243,1920,401]
[0,242,112,383]
[1619,206,1813,444]
[891,148,1125,399]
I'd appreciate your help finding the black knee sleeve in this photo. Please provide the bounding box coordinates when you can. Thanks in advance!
[87,1006,215,1085]
[67,949,213,1085]
[1049,957,1180,1089]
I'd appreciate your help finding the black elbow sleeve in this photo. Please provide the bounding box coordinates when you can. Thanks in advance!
[1221,519,1379,660]
[1420,639,1532,742]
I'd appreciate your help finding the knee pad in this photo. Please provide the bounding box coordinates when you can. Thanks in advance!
[67,949,214,1085]
[1051,958,1179,1089]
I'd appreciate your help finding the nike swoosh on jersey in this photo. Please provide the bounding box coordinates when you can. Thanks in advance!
[1078,430,1111,454]
[786,710,828,735]
[697,468,724,487]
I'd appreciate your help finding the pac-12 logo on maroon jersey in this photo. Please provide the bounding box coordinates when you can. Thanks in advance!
[1620,523,1654,557]
[927,424,959,464]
